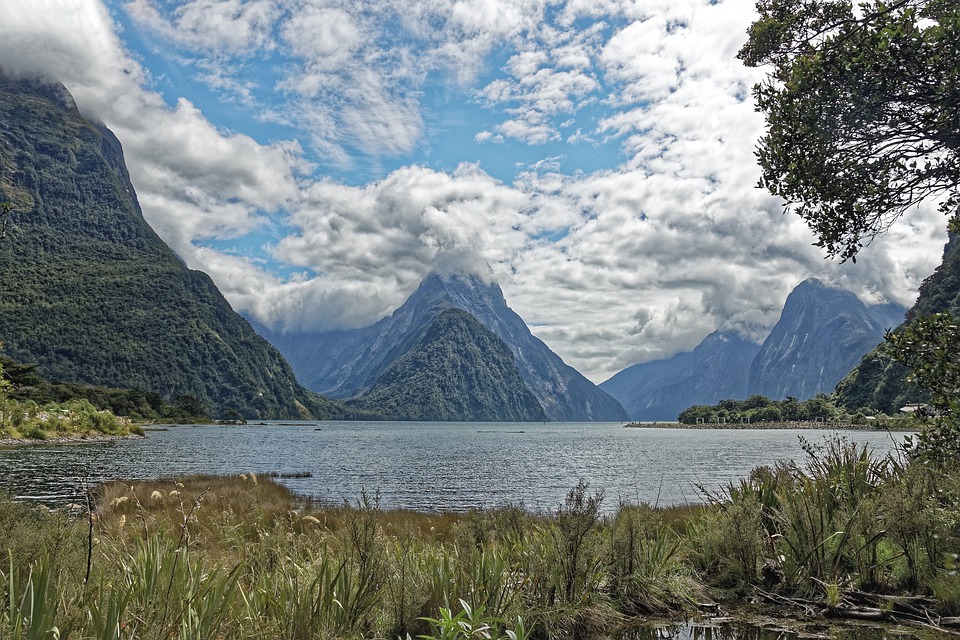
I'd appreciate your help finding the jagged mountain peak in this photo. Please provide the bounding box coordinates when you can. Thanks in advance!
[747,279,888,400]
[402,272,502,309]
[257,272,627,421]
[786,277,863,307]
[602,279,897,419]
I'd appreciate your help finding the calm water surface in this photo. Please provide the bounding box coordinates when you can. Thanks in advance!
[0,422,907,511]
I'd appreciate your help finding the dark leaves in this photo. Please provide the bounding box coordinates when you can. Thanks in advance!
[742,0,960,260]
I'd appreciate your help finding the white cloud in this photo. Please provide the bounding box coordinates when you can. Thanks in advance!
[0,0,948,387]
[280,5,364,61]
[264,163,531,330]
[124,0,279,55]
[2,0,305,262]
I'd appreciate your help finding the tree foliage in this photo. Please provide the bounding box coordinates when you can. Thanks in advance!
[885,312,960,461]
[740,0,960,261]
[678,393,846,424]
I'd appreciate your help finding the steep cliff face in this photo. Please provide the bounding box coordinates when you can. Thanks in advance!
[602,279,905,419]
[347,307,549,421]
[836,236,960,413]
[747,279,888,400]
[258,273,627,422]
[601,331,760,421]
[0,73,342,419]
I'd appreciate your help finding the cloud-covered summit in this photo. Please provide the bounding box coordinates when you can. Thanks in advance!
[0,0,946,383]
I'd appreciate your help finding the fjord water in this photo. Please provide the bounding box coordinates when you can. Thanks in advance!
[0,422,906,511]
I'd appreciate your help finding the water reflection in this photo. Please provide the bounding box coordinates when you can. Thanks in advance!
[621,618,935,640]
[620,621,798,640]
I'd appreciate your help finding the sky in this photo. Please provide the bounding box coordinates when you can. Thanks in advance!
[0,0,947,384]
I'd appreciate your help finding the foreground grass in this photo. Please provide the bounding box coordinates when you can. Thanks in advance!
[2,436,959,639]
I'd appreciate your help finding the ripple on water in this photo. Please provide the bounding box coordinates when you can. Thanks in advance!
[0,422,909,511]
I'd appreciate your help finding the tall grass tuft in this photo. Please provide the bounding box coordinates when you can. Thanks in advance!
[2,553,68,640]
[0,462,956,639]
[606,504,702,614]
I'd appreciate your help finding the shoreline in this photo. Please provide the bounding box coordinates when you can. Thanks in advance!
[624,421,914,431]
[0,432,145,448]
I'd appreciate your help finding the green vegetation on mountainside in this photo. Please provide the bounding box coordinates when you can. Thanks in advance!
[0,74,345,420]
[836,236,960,414]
[678,393,905,426]
[1,353,213,423]
[348,308,549,421]
[0,351,141,439]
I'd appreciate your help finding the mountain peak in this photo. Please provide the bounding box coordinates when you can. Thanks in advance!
[602,280,894,419]
[258,273,627,421]
[748,280,887,399]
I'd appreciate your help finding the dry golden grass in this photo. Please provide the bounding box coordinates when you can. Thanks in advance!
[93,475,479,556]
[94,474,710,547]
[94,474,299,545]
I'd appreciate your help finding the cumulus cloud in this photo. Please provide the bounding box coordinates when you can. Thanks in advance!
[0,0,948,386]
[124,0,280,55]
[264,163,531,330]
[2,0,304,262]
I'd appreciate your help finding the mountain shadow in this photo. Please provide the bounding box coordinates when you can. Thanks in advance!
[347,307,549,421]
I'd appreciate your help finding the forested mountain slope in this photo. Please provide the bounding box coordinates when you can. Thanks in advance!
[836,236,960,413]
[347,308,549,421]
[0,73,344,419]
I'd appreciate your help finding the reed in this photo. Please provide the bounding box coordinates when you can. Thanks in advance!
[0,451,958,640]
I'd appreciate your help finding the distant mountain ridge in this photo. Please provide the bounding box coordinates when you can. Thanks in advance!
[601,278,904,420]
[0,73,344,419]
[600,331,759,421]
[256,273,628,422]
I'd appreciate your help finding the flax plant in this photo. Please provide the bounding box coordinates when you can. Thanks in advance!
[7,461,958,640]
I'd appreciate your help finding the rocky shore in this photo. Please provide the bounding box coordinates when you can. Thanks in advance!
[0,432,145,447]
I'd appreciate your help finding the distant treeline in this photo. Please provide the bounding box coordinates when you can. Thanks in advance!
[678,394,902,426]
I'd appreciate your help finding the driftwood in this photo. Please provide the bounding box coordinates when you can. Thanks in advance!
[753,587,960,635]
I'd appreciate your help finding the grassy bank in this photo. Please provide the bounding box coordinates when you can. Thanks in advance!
[1,435,959,639]
[0,396,143,444]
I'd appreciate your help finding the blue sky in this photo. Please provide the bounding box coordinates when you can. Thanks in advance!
[109,0,629,185]
[0,0,947,382]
